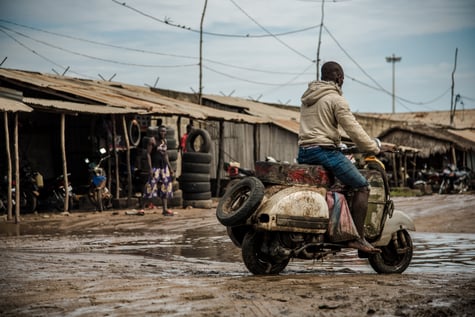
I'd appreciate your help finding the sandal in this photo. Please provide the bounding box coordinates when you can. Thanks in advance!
[162,209,174,216]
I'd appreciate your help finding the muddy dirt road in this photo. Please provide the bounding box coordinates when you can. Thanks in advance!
[1,194,474,316]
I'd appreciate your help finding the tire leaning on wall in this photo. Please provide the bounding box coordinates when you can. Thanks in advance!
[180,128,213,208]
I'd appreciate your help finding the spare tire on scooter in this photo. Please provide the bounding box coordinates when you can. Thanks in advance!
[216,177,264,226]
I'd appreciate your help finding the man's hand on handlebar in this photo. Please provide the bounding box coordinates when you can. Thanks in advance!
[380,143,397,153]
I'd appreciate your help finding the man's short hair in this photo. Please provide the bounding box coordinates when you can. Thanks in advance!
[321,61,343,81]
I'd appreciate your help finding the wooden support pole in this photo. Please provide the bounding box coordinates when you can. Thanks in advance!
[122,115,132,202]
[61,114,70,212]
[14,112,20,222]
[112,115,120,198]
[215,120,224,197]
[392,152,398,188]
[4,112,13,220]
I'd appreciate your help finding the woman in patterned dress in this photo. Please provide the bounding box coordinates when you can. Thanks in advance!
[143,125,174,216]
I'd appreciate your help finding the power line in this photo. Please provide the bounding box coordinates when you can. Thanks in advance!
[324,25,453,107]
[0,25,197,68]
[0,27,94,79]
[0,19,310,76]
[203,64,307,86]
[460,94,475,102]
[111,0,320,39]
[228,0,314,62]
[324,25,387,93]
[260,63,315,97]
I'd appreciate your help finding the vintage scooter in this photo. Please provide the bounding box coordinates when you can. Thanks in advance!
[216,151,415,275]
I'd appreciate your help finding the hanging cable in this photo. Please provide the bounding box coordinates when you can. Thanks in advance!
[0,19,311,76]
[0,25,197,68]
[228,0,314,62]
[111,0,320,38]
[0,27,94,79]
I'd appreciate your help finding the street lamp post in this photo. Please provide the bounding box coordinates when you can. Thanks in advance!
[386,54,401,114]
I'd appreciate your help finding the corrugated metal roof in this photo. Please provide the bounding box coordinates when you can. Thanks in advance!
[448,129,475,144]
[273,118,300,134]
[204,94,300,121]
[357,110,475,129]
[380,125,475,152]
[151,95,267,123]
[23,98,140,115]
[203,95,300,134]
[0,96,33,112]
[0,68,268,124]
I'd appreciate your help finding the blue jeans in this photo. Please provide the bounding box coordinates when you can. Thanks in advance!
[297,146,368,189]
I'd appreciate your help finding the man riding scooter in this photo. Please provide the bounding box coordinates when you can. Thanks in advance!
[297,61,381,254]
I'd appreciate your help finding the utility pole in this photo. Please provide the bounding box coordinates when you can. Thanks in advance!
[450,48,458,127]
[316,0,325,80]
[199,0,208,105]
[386,54,401,114]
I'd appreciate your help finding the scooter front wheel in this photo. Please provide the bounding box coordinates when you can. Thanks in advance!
[241,231,290,275]
[368,229,413,274]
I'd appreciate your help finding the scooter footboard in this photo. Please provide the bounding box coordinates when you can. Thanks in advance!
[253,186,329,234]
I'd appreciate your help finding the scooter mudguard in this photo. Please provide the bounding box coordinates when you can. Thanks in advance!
[373,209,416,247]
[253,186,329,234]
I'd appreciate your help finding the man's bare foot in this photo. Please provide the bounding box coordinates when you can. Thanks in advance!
[347,238,381,253]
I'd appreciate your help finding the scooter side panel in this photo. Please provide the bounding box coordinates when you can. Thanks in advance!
[253,186,329,234]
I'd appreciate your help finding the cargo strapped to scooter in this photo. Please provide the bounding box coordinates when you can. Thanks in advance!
[254,161,332,187]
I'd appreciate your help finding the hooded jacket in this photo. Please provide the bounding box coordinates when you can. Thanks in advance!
[298,80,379,154]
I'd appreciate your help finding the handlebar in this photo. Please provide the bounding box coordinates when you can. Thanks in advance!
[340,144,397,155]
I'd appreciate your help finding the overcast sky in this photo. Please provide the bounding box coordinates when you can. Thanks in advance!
[1,0,474,113]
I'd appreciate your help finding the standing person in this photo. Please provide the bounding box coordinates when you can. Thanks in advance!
[179,124,193,154]
[297,61,381,253]
[143,125,174,216]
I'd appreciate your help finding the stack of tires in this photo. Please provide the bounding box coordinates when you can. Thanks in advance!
[180,128,213,209]
[165,126,183,208]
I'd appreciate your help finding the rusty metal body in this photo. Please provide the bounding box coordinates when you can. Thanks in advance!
[252,161,396,240]
[217,159,415,275]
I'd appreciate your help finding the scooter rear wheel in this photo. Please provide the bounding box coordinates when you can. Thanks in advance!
[241,231,290,275]
[368,229,413,274]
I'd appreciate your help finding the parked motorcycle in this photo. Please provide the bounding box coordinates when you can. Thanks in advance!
[438,164,471,194]
[0,162,42,213]
[38,173,75,211]
[216,151,415,275]
[412,164,441,194]
[85,148,112,211]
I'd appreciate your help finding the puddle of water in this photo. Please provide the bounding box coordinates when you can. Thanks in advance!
[148,230,475,274]
[2,218,474,275]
